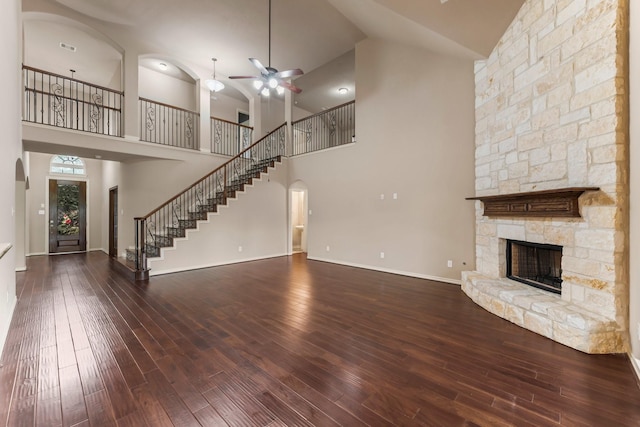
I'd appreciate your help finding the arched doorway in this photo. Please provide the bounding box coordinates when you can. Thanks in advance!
[289,181,308,254]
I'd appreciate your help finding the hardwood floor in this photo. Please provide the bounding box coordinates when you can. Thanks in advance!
[1,252,639,426]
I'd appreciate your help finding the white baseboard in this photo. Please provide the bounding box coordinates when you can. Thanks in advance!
[149,253,288,277]
[306,256,462,286]
[15,266,26,272]
[27,252,46,257]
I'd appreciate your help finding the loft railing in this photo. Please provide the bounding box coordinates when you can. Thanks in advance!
[211,116,254,156]
[139,97,200,150]
[292,100,355,156]
[133,123,287,273]
[22,65,123,136]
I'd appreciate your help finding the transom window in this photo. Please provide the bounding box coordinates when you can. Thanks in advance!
[50,155,85,175]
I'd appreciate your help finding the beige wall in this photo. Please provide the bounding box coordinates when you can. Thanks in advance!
[26,153,104,254]
[0,0,22,357]
[211,92,250,123]
[290,38,476,283]
[100,160,121,253]
[138,66,197,112]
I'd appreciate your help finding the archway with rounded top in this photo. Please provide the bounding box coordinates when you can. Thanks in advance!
[22,12,124,91]
[289,180,309,255]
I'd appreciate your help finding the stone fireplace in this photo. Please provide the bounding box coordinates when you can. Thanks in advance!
[462,0,629,354]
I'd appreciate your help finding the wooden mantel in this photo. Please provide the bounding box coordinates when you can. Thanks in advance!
[466,187,599,218]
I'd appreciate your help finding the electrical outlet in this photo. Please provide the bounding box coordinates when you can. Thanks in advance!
[238,246,243,252]
[380,194,385,200]
[309,209,312,215]
[326,245,330,252]
[393,193,397,200]
[380,252,385,259]
[447,260,453,268]
[637,322,640,341]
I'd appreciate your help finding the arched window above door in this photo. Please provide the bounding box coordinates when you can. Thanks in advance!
[50,155,85,175]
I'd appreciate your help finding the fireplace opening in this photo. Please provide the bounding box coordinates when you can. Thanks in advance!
[506,240,562,294]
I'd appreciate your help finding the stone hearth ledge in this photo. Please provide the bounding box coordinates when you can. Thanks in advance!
[462,271,624,354]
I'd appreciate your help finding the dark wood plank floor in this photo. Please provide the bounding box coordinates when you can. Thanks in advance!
[1,252,639,426]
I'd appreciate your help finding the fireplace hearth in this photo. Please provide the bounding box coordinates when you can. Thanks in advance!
[506,240,562,294]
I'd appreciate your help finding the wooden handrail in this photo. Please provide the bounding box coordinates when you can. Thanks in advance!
[139,97,199,115]
[24,87,123,113]
[292,100,355,125]
[211,115,254,130]
[23,64,124,95]
[136,123,287,220]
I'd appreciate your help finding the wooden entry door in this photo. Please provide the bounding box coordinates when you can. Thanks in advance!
[49,179,87,253]
[109,186,118,257]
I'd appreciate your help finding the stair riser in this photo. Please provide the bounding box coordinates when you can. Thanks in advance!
[166,228,186,238]
[153,235,173,247]
[196,204,218,213]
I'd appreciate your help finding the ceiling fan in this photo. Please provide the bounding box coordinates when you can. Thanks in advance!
[229,0,303,95]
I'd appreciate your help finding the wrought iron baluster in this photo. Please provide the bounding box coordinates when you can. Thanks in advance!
[90,92,103,132]
[51,83,65,127]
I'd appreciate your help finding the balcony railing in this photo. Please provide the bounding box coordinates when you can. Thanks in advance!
[211,116,254,156]
[23,65,123,136]
[139,98,200,150]
[292,100,355,156]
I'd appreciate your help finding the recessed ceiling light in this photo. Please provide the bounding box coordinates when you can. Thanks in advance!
[158,62,168,70]
[338,87,349,94]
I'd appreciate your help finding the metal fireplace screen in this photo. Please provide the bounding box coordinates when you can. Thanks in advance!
[506,240,562,294]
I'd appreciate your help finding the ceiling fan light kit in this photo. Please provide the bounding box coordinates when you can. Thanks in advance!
[229,0,303,96]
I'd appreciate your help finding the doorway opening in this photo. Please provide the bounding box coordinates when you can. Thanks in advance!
[290,182,308,254]
[109,186,118,258]
[48,179,87,253]
[238,110,251,157]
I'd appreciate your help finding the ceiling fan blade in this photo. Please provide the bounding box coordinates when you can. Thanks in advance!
[279,80,302,94]
[249,58,270,75]
[228,75,258,79]
[274,68,304,79]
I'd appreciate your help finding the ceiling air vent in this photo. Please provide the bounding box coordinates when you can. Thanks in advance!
[59,42,77,52]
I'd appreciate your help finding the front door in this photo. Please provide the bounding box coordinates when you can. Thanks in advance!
[49,179,87,253]
[109,186,118,257]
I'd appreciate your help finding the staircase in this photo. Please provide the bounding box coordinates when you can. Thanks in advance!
[140,156,281,259]
[132,124,287,279]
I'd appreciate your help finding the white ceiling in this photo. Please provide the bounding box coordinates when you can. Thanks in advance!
[22,0,524,114]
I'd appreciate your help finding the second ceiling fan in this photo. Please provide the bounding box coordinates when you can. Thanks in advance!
[229,0,303,95]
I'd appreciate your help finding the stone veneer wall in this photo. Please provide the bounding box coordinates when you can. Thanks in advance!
[464,0,629,353]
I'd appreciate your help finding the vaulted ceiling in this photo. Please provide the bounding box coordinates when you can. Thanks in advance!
[22,0,524,112]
